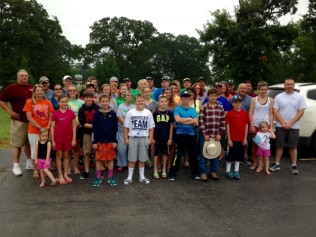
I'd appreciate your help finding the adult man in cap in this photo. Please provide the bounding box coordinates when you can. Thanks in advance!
[124,78,138,98]
[180,78,192,93]
[227,79,237,96]
[62,75,73,95]
[0,69,33,176]
[168,91,200,181]
[153,76,170,101]
[146,76,157,94]
[39,76,54,100]
[109,76,119,97]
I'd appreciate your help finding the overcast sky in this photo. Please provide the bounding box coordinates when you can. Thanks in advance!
[36,0,309,46]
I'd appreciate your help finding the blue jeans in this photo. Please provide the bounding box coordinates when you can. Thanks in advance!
[199,134,219,174]
[117,127,128,167]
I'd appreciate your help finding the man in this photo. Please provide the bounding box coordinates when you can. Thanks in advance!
[153,76,170,101]
[244,80,257,97]
[62,75,73,95]
[180,78,192,93]
[124,78,138,98]
[227,79,237,96]
[146,76,157,94]
[270,79,306,175]
[39,76,54,100]
[198,76,208,103]
[168,91,200,181]
[0,69,33,176]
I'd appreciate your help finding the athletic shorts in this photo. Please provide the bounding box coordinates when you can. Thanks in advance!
[275,127,299,148]
[10,120,29,147]
[37,158,51,170]
[226,141,244,162]
[55,138,73,151]
[28,133,39,160]
[95,143,116,161]
[83,134,92,155]
[128,137,148,162]
[257,146,271,157]
[153,141,169,156]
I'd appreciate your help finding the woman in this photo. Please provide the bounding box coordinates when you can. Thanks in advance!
[136,79,149,96]
[97,84,118,111]
[192,83,204,103]
[23,84,54,179]
[67,85,84,174]
[144,86,156,112]
[50,84,63,110]
[116,83,129,107]
[170,80,181,104]
[116,91,136,172]
[249,81,274,170]
[221,81,232,100]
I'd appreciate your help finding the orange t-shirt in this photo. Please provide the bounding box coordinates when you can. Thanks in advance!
[23,99,54,134]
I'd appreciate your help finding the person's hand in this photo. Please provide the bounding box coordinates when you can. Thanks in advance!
[52,142,56,150]
[45,160,50,166]
[228,140,233,147]
[243,138,248,146]
[112,143,117,149]
[215,134,221,142]
[167,139,172,146]
[92,144,97,150]
[249,126,255,134]
[125,139,129,145]
[71,140,76,147]
[9,111,20,119]
[204,135,210,141]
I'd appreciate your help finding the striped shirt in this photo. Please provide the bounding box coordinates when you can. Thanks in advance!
[199,102,225,137]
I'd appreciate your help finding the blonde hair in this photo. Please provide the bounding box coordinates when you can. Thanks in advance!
[39,128,49,136]
[67,85,79,99]
[32,84,47,104]
[259,121,269,131]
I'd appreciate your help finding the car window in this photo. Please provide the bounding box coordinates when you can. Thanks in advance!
[268,89,284,99]
[307,89,316,100]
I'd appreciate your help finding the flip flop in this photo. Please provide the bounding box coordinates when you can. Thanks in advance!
[33,172,40,179]
[59,179,67,185]
[153,173,160,179]
[65,177,73,183]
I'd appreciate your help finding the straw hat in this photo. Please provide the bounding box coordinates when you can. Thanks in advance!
[203,138,221,159]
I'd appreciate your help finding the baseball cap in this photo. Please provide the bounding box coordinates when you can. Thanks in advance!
[214,82,221,87]
[63,75,72,81]
[161,76,169,81]
[198,77,205,81]
[123,78,130,82]
[183,78,191,83]
[39,76,49,83]
[146,76,153,80]
[227,79,234,85]
[232,95,242,102]
[110,76,118,83]
[180,91,191,98]
[86,82,95,88]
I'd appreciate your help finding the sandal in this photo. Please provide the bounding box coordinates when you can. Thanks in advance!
[184,161,190,168]
[250,165,257,170]
[161,171,167,178]
[153,173,160,179]
[33,172,40,179]
[65,177,73,183]
[59,179,67,185]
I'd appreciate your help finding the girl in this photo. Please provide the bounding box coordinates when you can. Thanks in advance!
[23,84,54,179]
[92,95,118,187]
[249,81,274,170]
[97,84,118,111]
[253,121,276,175]
[67,85,84,174]
[51,95,77,184]
[143,87,156,112]
[116,83,129,106]
[34,128,58,187]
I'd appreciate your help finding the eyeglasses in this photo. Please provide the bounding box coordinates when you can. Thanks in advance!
[54,88,62,90]
[68,90,77,92]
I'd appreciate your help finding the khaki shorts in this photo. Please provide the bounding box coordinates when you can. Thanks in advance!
[10,120,29,147]
[83,134,92,155]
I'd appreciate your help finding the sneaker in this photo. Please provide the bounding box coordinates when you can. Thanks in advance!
[139,177,151,184]
[124,179,133,185]
[209,172,219,180]
[92,178,102,187]
[291,165,299,175]
[233,171,241,180]
[80,171,89,180]
[25,160,33,170]
[242,161,252,166]
[13,165,22,176]
[200,173,208,181]
[168,176,175,182]
[194,175,201,180]
[270,162,281,171]
[108,177,118,186]
[226,171,234,179]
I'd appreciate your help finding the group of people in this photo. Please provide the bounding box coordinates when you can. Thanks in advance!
[0,69,306,188]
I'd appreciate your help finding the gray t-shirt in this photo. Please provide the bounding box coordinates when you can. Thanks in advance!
[117,103,136,130]
[274,91,306,129]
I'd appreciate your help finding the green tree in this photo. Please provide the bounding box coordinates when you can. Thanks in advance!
[0,0,77,87]
[200,0,298,85]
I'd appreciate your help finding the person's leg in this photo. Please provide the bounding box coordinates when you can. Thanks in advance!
[162,154,168,178]
[167,141,175,171]
[199,134,208,180]
[289,148,297,165]
[187,135,198,177]
[209,158,219,180]
[44,169,57,185]
[73,140,80,174]
[169,135,183,179]
[117,129,128,169]
[264,157,270,175]
[256,157,263,172]
[24,142,32,165]
[56,151,64,181]
[64,151,72,182]
[39,169,45,187]
[274,147,283,163]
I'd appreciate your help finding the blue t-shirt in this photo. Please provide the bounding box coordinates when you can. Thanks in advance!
[153,88,162,101]
[174,105,197,135]
[45,89,54,100]
[202,96,230,111]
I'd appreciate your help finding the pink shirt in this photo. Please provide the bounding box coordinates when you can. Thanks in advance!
[51,109,76,142]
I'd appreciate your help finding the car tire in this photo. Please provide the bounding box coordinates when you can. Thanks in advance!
[311,132,316,153]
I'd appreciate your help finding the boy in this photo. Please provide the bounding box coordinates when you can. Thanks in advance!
[124,94,155,185]
[168,91,200,181]
[225,95,249,180]
[78,91,99,179]
[152,95,174,179]
[199,89,225,181]
[92,95,118,187]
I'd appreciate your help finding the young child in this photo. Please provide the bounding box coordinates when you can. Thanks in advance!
[225,95,249,180]
[51,95,77,185]
[253,121,276,174]
[123,94,155,185]
[92,95,118,187]
[152,95,174,179]
[34,128,58,187]
[78,91,99,179]
[199,88,226,181]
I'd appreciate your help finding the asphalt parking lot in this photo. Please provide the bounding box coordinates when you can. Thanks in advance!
[0,148,315,237]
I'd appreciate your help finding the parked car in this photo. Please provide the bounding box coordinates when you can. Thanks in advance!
[268,83,316,151]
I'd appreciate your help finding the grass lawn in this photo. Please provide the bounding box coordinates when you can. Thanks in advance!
[0,108,11,148]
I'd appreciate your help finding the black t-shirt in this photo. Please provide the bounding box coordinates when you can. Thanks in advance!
[153,110,175,142]
[37,141,48,159]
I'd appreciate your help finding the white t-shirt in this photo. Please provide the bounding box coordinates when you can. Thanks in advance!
[124,108,155,137]
[254,131,272,150]
[274,92,306,129]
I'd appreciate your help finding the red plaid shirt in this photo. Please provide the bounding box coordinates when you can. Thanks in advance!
[199,102,225,137]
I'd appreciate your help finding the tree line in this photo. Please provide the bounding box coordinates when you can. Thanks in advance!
[0,0,315,88]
